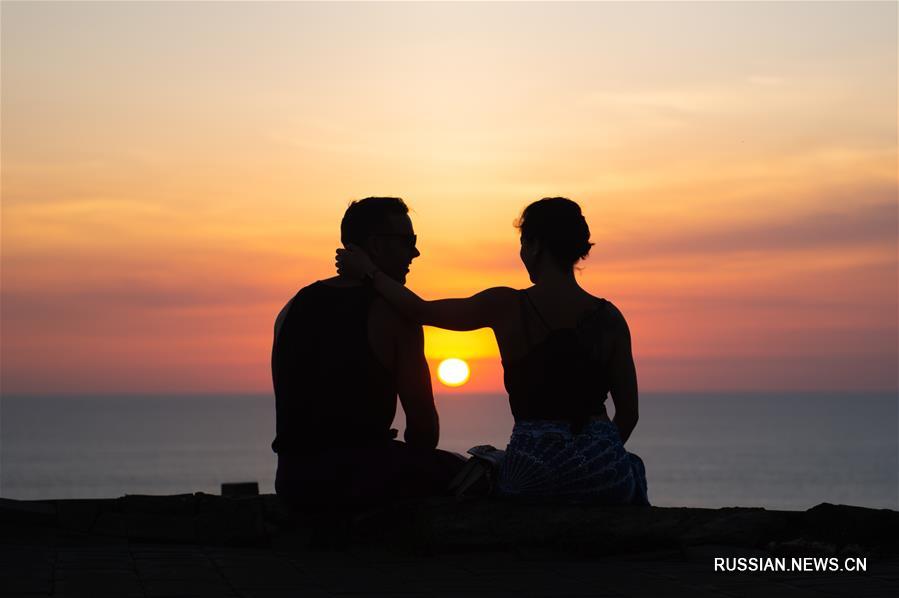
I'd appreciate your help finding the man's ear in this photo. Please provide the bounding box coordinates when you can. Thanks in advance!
[360,237,380,258]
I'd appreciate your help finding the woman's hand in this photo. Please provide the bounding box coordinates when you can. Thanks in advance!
[336,243,378,281]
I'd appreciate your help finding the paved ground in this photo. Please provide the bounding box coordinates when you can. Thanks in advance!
[3,527,898,597]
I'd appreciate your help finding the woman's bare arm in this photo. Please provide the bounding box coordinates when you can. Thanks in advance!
[372,279,512,331]
[607,305,639,443]
[336,245,514,330]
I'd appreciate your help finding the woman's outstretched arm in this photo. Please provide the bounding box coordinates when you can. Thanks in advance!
[336,245,512,331]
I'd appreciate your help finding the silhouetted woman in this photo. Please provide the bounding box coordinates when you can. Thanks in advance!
[337,198,648,504]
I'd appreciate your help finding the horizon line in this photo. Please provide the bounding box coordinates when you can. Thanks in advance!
[2,389,896,399]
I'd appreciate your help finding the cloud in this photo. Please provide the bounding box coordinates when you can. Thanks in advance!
[605,189,897,265]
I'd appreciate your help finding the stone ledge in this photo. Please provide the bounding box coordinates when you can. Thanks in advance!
[1,494,897,557]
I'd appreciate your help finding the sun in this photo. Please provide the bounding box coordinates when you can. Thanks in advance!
[437,358,470,387]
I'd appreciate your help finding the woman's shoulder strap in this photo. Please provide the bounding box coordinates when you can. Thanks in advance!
[517,289,536,345]
[522,290,553,332]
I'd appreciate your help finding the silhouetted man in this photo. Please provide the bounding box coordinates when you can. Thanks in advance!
[272,197,463,509]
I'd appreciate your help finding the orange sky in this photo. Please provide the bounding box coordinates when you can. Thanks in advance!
[2,2,896,395]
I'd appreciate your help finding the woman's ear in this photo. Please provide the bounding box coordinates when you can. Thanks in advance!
[524,238,541,259]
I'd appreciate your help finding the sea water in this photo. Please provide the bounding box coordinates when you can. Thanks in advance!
[1,392,896,510]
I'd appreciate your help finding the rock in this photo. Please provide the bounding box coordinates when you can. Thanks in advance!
[221,482,259,497]
[91,511,128,537]
[679,507,792,547]
[2,494,897,555]
[120,493,197,516]
[57,499,114,533]
[802,503,899,552]
[402,500,793,554]
[195,493,266,544]
[0,497,56,527]
[767,538,839,557]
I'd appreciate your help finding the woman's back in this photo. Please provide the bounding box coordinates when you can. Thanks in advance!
[485,286,647,505]
[500,290,615,429]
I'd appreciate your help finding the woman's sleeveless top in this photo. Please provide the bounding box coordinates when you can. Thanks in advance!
[271,282,397,455]
[502,291,612,432]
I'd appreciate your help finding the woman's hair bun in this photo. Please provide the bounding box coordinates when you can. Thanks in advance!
[515,197,593,268]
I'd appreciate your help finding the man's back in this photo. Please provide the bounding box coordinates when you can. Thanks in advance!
[272,197,463,507]
[271,280,397,455]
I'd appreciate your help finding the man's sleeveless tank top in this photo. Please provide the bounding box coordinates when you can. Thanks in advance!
[271,282,397,455]
[502,291,612,431]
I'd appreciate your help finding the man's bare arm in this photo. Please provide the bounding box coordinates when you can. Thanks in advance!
[395,321,440,449]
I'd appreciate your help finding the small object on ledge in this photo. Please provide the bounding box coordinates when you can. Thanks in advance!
[221,482,259,497]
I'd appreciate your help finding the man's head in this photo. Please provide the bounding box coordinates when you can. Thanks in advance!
[340,197,420,284]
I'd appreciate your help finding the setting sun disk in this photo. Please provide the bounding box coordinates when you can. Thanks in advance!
[437,358,470,387]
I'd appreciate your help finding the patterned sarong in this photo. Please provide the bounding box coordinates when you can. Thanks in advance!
[496,419,649,505]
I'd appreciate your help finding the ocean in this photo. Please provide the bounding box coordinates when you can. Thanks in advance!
[1,392,896,510]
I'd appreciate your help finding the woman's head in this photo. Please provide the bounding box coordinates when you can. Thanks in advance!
[516,197,593,275]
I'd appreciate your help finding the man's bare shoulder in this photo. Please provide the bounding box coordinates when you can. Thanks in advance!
[274,280,346,332]
[274,291,303,337]
[274,282,318,326]
[318,275,364,288]
[370,295,420,336]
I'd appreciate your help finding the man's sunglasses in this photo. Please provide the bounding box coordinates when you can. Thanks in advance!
[371,233,417,249]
